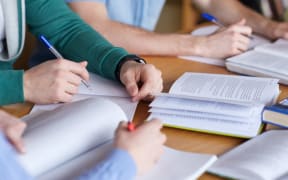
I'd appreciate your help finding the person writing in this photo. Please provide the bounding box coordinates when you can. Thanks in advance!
[0,0,162,106]
[28,0,252,66]
[31,0,288,64]
[0,109,166,179]
[194,0,288,41]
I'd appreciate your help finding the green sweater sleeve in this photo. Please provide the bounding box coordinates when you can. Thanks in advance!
[0,70,24,105]
[25,0,129,80]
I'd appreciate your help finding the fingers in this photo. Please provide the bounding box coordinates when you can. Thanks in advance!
[141,119,163,131]
[5,121,26,154]
[56,60,89,81]
[228,19,252,37]
[121,71,139,98]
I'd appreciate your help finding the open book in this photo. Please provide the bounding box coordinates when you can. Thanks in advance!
[178,25,270,66]
[148,72,280,138]
[18,97,216,180]
[209,130,288,180]
[226,39,288,85]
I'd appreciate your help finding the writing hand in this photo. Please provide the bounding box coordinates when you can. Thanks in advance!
[24,59,89,104]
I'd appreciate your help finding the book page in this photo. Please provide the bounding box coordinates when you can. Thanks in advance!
[28,94,138,120]
[149,107,262,123]
[148,112,261,138]
[78,72,129,97]
[38,141,217,180]
[18,97,127,177]
[169,72,279,105]
[150,96,262,119]
[178,25,270,66]
[227,50,288,77]
[255,39,288,58]
[209,130,288,180]
[137,147,217,180]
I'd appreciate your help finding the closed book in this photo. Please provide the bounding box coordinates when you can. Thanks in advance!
[208,130,288,180]
[263,97,288,127]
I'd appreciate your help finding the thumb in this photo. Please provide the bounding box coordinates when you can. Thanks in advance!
[121,74,139,97]
[235,18,246,25]
[80,61,88,68]
[6,123,26,153]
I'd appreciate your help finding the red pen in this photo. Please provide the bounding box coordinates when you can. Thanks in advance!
[127,120,135,131]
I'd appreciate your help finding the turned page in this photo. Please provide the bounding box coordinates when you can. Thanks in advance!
[209,130,288,180]
[255,39,288,58]
[226,51,288,77]
[168,72,279,105]
[18,97,127,177]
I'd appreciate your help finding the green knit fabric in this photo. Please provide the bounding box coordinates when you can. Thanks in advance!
[0,0,129,105]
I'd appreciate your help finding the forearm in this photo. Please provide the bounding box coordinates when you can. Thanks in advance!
[26,0,128,81]
[68,2,201,56]
[90,20,201,56]
[193,0,274,38]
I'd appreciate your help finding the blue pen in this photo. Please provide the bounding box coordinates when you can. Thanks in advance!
[201,13,253,39]
[201,13,225,27]
[39,35,90,88]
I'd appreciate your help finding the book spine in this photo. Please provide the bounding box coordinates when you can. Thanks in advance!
[264,104,288,115]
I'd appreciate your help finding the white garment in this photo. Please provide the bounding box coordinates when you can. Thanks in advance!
[0,2,5,52]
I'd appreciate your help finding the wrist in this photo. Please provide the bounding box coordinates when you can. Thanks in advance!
[115,55,146,82]
[178,35,206,56]
[256,19,277,40]
[23,72,32,102]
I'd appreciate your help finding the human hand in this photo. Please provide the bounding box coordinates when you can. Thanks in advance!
[119,61,163,102]
[197,19,252,59]
[0,110,26,153]
[24,59,89,104]
[265,21,288,40]
[114,119,166,175]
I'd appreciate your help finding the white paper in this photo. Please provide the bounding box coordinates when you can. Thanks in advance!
[149,112,262,138]
[39,141,217,180]
[149,107,262,123]
[137,147,217,180]
[29,94,138,121]
[150,96,261,118]
[78,72,129,97]
[169,72,279,105]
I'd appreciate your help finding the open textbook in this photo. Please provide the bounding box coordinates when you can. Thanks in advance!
[209,130,288,180]
[148,72,280,138]
[178,25,270,66]
[19,97,217,180]
[226,39,288,85]
[30,71,138,120]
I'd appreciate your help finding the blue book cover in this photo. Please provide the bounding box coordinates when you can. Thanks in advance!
[263,98,288,128]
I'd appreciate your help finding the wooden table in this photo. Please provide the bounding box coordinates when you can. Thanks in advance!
[2,56,288,179]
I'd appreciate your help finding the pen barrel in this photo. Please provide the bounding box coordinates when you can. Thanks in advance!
[49,47,64,59]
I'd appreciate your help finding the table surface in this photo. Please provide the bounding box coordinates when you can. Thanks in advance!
[2,56,287,180]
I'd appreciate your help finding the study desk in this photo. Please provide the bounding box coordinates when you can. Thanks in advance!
[2,56,288,180]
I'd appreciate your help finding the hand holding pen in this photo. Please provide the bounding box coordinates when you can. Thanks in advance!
[192,13,252,58]
[201,13,253,40]
[39,35,90,88]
